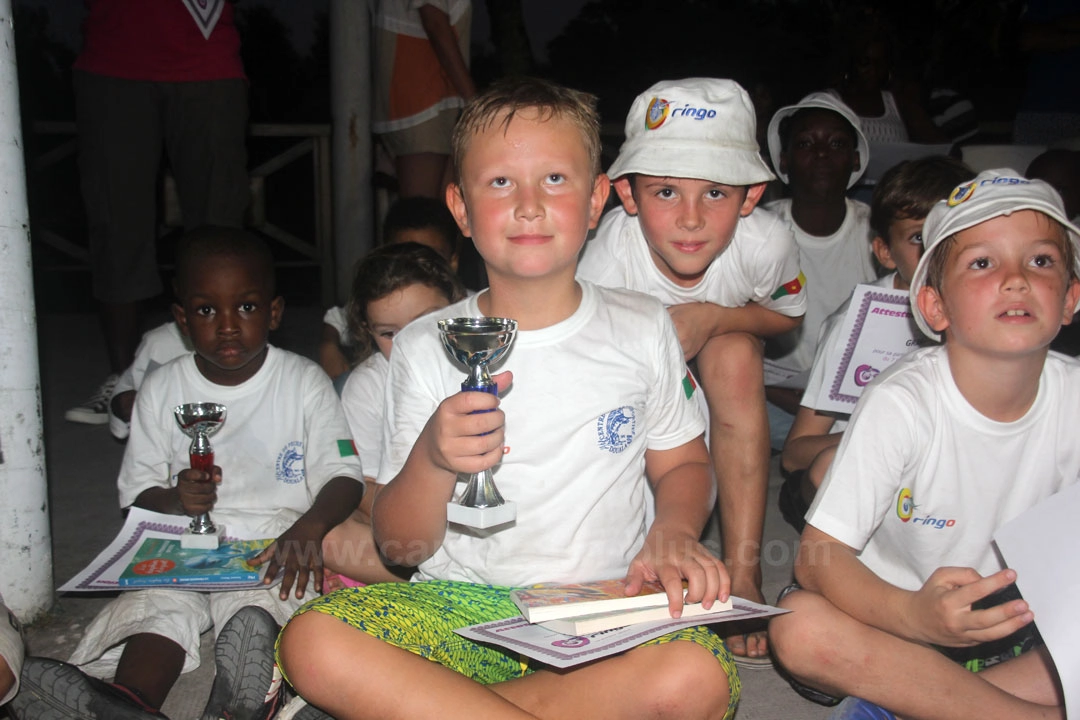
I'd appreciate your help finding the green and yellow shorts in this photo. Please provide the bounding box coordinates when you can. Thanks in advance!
[277,580,740,717]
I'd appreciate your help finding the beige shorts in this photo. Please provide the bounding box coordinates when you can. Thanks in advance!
[68,586,307,678]
[379,107,461,157]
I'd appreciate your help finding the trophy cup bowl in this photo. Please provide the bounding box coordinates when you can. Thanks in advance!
[437,317,518,529]
[174,402,227,549]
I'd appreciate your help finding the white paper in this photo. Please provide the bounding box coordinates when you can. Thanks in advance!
[813,284,923,414]
[59,508,276,593]
[455,596,787,669]
[994,482,1080,718]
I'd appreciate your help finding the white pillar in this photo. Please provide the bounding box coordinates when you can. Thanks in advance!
[330,0,374,304]
[0,0,53,620]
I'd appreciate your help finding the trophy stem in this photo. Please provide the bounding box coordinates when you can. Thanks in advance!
[459,469,506,508]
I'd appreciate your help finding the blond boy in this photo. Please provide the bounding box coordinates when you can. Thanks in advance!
[771,169,1079,718]
[578,78,806,660]
[278,79,740,720]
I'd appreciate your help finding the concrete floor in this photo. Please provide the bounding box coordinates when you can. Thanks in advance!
[10,306,834,719]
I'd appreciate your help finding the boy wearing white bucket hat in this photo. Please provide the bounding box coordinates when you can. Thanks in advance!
[763,92,877,440]
[770,169,1080,718]
[578,78,806,663]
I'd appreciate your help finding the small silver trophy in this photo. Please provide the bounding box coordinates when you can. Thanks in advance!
[437,317,518,529]
[174,402,227,549]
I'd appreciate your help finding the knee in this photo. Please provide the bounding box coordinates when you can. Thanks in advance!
[696,333,764,389]
[639,643,733,720]
[769,590,835,680]
[277,613,338,701]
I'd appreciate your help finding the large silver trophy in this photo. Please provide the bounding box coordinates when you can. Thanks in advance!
[437,317,518,529]
[174,403,227,549]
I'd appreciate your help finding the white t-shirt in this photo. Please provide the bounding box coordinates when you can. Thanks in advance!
[807,346,1080,591]
[322,306,356,347]
[113,321,193,397]
[120,346,364,538]
[765,198,876,376]
[801,273,901,433]
[379,281,707,586]
[0,592,21,705]
[340,352,389,478]
[578,205,807,318]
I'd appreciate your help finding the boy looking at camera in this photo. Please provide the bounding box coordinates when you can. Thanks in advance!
[770,169,1079,718]
[578,78,806,662]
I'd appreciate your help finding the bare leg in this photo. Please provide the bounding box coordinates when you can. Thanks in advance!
[694,333,769,658]
[280,612,732,720]
[395,152,450,199]
[113,633,185,710]
[770,589,1065,719]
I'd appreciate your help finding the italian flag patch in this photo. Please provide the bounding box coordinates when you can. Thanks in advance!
[337,439,358,457]
[682,371,697,399]
[770,271,806,300]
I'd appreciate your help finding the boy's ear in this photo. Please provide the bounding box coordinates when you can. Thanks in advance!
[613,176,639,216]
[445,183,472,237]
[916,286,949,335]
[588,173,611,229]
[739,182,768,217]
[1060,277,1080,326]
[172,302,190,337]
[871,236,897,270]
[269,295,285,331]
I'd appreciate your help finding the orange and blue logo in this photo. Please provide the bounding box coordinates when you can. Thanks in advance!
[896,488,914,521]
[947,181,977,207]
[645,97,670,130]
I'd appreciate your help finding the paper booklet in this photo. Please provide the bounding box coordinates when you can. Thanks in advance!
[812,283,923,414]
[511,578,686,623]
[458,596,788,669]
[60,507,280,593]
[118,537,274,588]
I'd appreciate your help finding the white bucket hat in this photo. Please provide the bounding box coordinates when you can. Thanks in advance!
[909,168,1080,341]
[607,78,775,186]
[767,91,869,189]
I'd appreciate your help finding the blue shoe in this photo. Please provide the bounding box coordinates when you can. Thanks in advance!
[828,697,897,720]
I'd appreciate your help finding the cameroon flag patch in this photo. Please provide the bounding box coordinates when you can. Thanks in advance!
[682,371,697,399]
[337,439,358,457]
[770,271,806,300]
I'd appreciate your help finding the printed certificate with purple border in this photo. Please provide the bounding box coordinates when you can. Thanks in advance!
[814,284,922,414]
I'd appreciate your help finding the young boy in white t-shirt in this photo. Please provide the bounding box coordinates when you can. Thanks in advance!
[578,78,806,662]
[764,92,876,446]
[770,169,1080,718]
[778,156,973,532]
[278,78,740,720]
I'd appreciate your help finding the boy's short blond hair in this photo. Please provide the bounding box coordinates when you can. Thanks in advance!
[451,78,601,183]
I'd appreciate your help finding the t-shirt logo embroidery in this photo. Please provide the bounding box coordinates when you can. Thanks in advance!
[596,406,637,454]
[276,441,305,485]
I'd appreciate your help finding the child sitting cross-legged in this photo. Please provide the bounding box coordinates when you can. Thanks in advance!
[770,169,1080,718]
[778,155,973,532]
[277,78,740,720]
[320,241,467,588]
[12,227,365,720]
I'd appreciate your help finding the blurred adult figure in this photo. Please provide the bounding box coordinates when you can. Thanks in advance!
[1013,0,1080,145]
[66,0,249,425]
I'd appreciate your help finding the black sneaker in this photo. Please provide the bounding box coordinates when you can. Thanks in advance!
[64,374,119,425]
[277,694,334,719]
[200,606,282,720]
[8,657,166,719]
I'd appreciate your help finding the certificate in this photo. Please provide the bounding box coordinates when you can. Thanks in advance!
[813,284,924,414]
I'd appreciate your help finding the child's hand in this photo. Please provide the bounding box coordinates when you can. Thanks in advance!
[907,567,1034,647]
[251,515,329,601]
[625,526,730,617]
[667,303,717,361]
[421,371,512,477]
[176,466,220,515]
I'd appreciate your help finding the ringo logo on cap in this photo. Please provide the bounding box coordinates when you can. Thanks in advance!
[645,97,670,130]
[947,181,977,207]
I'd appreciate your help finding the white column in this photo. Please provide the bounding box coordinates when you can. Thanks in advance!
[330,0,374,304]
[0,0,53,619]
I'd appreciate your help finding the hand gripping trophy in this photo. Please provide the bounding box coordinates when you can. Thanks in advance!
[174,402,227,548]
[437,317,518,529]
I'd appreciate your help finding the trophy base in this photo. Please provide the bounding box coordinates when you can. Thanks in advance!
[446,501,516,529]
[180,525,225,549]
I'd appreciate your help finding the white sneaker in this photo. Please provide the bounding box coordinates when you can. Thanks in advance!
[64,374,119,425]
